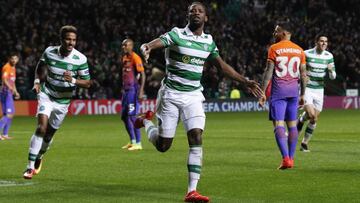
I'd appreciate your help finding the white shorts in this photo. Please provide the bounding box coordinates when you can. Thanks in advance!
[37,92,70,129]
[156,85,206,138]
[304,87,324,112]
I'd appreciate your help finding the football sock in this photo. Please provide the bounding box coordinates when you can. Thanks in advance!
[187,146,202,193]
[27,134,43,169]
[297,112,308,132]
[2,118,12,136]
[274,126,289,158]
[303,123,316,144]
[287,127,298,159]
[0,116,8,129]
[130,116,141,144]
[144,119,159,146]
[124,116,136,143]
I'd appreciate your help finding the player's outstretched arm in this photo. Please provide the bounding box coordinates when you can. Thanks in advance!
[140,38,165,63]
[63,71,91,89]
[209,56,263,98]
[259,60,274,107]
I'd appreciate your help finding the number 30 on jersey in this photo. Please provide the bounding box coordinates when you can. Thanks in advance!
[275,56,300,78]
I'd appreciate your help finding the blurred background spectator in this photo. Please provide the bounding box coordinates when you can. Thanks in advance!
[0,0,358,100]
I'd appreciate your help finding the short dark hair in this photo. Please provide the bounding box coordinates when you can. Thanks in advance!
[188,1,207,14]
[59,25,77,39]
[315,33,328,42]
[8,52,18,58]
[277,19,293,33]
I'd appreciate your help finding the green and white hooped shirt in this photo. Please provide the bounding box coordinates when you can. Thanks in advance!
[40,46,90,104]
[304,47,336,89]
[159,26,219,92]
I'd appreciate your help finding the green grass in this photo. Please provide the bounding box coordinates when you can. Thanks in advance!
[0,109,360,203]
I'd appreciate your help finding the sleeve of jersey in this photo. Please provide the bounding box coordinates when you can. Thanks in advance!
[328,56,336,79]
[301,51,306,65]
[267,46,276,62]
[77,61,91,80]
[207,42,220,60]
[2,67,8,80]
[40,49,49,63]
[134,55,144,72]
[159,29,176,48]
[329,57,335,70]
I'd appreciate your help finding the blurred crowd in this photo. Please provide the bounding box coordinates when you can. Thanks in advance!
[0,0,359,100]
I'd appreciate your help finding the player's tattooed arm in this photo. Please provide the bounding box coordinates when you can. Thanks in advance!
[258,60,274,107]
[299,64,307,96]
[261,60,274,92]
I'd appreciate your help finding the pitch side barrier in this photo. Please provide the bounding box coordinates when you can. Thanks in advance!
[7,96,360,116]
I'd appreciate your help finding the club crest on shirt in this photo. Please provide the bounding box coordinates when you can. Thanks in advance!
[203,44,208,51]
[67,64,73,70]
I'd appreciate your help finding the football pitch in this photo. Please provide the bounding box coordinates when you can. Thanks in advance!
[0,109,359,203]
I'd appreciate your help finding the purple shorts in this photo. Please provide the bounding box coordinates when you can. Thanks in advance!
[269,97,298,121]
[0,91,15,115]
[121,88,139,118]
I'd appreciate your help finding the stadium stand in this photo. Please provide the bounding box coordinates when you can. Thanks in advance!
[0,0,359,99]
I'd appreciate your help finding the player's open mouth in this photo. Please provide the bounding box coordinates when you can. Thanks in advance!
[192,16,201,21]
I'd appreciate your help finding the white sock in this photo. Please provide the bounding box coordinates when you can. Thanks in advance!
[27,134,43,169]
[144,119,159,146]
[303,123,316,144]
[187,146,202,193]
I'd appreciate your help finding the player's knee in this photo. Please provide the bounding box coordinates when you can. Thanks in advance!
[309,114,318,123]
[155,137,173,152]
[310,117,317,124]
[187,128,203,145]
[308,113,315,121]
[36,125,47,136]
[156,143,171,153]
[6,114,14,119]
